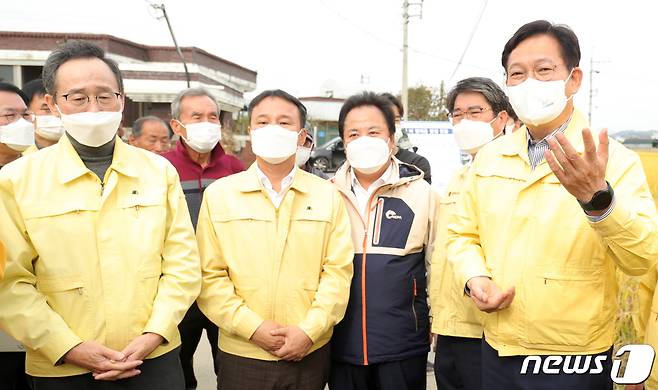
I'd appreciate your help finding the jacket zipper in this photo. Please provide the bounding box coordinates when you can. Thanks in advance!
[355,184,389,366]
[412,278,418,332]
[335,179,393,366]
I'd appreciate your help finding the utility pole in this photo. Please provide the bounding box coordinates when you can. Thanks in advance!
[588,56,597,125]
[151,3,191,88]
[401,0,423,121]
[588,55,608,126]
[402,0,409,120]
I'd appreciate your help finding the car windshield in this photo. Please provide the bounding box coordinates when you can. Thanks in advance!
[318,137,340,149]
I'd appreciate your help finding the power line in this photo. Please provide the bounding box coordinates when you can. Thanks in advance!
[317,0,487,70]
[447,0,488,82]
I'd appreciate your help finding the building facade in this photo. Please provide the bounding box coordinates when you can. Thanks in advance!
[0,31,257,139]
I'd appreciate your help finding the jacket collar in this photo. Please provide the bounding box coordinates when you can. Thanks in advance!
[332,157,422,192]
[239,162,309,194]
[56,135,138,184]
[499,109,588,161]
[175,138,227,168]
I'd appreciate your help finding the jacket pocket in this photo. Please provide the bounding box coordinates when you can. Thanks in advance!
[286,279,319,326]
[37,275,90,334]
[130,267,161,335]
[411,276,429,334]
[524,266,604,347]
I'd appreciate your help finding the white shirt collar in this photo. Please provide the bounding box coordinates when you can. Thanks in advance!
[256,163,297,208]
[350,161,394,217]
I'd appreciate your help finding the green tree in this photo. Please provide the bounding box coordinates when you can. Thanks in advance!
[401,82,449,121]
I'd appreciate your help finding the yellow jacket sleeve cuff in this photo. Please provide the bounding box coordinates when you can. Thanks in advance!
[40,330,84,366]
[588,199,630,236]
[143,317,178,345]
[298,312,326,343]
[233,310,264,341]
[460,262,492,294]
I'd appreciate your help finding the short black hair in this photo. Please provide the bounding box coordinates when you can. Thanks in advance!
[0,82,28,105]
[447,77,514,117]
[248,89,307,127]
[21,79,47,104]
[502,20,580,71]
[379,92,403,118]
[338,92,396,139]
[42,40,124,95]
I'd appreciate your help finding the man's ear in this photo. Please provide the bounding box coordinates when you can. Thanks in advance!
[497,111,509,133]
[566,67,583,96]
[170,118,186,139]
[298,128,307,146]
[45,94,58,117]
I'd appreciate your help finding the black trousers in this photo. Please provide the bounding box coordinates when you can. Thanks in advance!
[481,339,613,390]
[329,354,427,390]
[217,344,330,390]
[434,335,482,390]
[178,301,219,389]
[0,351,30,390]
[29,347,184,390]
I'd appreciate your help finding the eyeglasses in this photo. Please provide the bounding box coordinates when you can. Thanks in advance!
[0,111,35,125]
[506,63,565,86]
[448,107,491,121]
[59,92,122,109]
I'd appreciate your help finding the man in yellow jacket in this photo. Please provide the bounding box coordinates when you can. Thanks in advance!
[196,89,354,390]
[448,20,658,389]
[0,41,201,389]
[430,77,517,390]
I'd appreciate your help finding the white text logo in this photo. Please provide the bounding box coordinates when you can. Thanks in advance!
[520,344,655,385]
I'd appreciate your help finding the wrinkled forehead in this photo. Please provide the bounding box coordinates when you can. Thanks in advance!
[54,57,119,94]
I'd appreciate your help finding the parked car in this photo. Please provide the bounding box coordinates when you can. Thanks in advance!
[310,136,345,172]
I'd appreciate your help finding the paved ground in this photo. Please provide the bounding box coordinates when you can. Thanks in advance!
[192,331,438,390]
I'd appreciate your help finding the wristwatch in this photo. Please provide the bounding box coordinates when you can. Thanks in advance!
[578,181,614,212]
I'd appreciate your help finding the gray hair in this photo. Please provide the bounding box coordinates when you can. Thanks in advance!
[170,87,220,120]
[132,115,168,138]
[42,40,124,95]
[447,77,517,120]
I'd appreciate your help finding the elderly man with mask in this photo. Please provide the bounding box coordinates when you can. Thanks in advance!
[21,79,63,153]
[0,82,34,168]
[0,40,201,389]
[430,77,516,390]
[162,87,244,390]
[448,20,658,389]
[196,89,353,390]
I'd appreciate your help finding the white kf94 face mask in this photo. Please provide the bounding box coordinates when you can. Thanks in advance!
[296,146,312,167]
[0,118,35,151]
[251,124,301,164]
[57,106,122,147]
[506,70,573,127]
[178,121,222,153]
[346,136,391,174]
[453,117,502,154]
[35,115,65,141]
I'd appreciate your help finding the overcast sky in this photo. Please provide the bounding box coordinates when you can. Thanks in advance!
[6,0,656,131]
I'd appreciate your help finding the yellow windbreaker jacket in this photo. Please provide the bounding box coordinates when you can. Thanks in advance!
[0,136,201,376]
[196,164,354,361]
[448,110,658,356]
[430,164,483,338]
